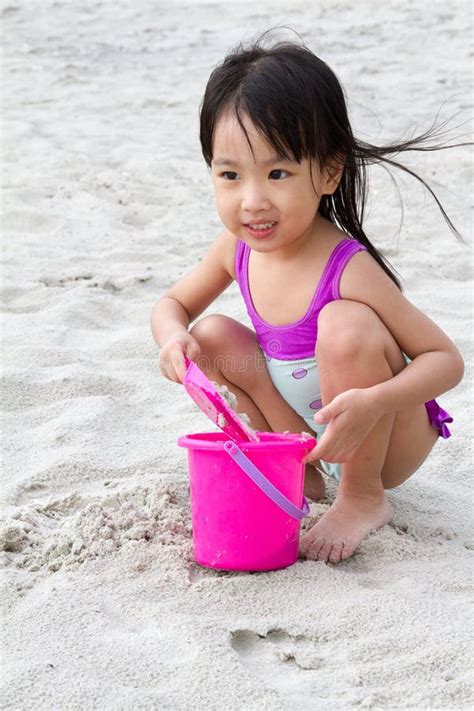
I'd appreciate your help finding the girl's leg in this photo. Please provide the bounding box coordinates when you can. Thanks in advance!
[189,314,325,500]
[300,300,439,564]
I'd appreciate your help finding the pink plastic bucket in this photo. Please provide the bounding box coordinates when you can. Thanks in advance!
[177,431,316,571]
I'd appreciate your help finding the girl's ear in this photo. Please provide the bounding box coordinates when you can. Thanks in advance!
[322,155,345,194]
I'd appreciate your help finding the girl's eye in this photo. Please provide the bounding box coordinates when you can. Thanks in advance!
[220,171,239,180]
[219,169,289,181]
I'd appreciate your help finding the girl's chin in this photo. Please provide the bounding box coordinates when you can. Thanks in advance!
[242,236,280,252]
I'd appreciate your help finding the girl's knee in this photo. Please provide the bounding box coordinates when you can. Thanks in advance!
[189,314,265,386]
[317,300,383,360]
[316,300,406,374]
[190,315,262,370]
[189,314,235,346]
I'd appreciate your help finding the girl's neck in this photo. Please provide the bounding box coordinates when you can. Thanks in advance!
[256,214,343,265]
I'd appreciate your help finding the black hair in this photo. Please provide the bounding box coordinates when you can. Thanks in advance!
[199,31,469,290]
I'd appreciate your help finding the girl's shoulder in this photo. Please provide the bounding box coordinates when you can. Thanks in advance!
[339,245,408,322]
[340,246,392,297]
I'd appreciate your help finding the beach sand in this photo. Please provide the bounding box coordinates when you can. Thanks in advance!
[1,1,472,709]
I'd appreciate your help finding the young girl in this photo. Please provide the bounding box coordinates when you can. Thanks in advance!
[151,36,465,565]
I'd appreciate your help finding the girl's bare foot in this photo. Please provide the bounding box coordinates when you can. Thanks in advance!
[303,463,326,501]
[299,491,393,563]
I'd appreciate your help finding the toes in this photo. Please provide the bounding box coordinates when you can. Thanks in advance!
[299,538,310,558]
[316,541,333,562]
[341,542,355,560]
[299,522,321,557]
[301,535,324,560]
[328,542,344,564]
[302,538,354,564]
[299,531,312,557]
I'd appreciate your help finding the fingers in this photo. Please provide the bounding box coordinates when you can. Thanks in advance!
[304,438,331,464]
[159,335,201,383]
[303,445,319,465]
[159,357,180,383]
[171,350,187,382]
[313,408,328,424]
[184,338,201,362]
[313,399,337,425]
[303,436,348,465]
[314,393,348,425]
[159,345,186,383]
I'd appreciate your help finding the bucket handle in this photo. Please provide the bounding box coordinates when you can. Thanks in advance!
[223,441,310,521]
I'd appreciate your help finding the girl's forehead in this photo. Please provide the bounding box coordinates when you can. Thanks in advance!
[212,111,272,161]
[214,110,254,137]
[211,110,314,169]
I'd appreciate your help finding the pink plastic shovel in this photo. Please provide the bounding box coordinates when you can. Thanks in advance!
[183,357,259,443]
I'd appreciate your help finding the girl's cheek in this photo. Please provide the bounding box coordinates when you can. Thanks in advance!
[215,202,231,227]
[216,194,233,214]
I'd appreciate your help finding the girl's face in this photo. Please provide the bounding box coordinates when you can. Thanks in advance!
[211,111,339,254]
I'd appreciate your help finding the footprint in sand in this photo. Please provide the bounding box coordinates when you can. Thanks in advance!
[230,628,328,705]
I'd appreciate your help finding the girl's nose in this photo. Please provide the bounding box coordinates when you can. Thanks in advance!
[241,185,272,213]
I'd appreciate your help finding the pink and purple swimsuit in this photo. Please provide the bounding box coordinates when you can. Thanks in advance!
[235,236,453,480]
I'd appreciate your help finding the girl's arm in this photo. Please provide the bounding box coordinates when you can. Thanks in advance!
[151,229,235,380]
[339,251,465,415]
[304,250,464,465]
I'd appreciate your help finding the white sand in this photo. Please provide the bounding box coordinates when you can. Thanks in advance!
[1,1,473,709]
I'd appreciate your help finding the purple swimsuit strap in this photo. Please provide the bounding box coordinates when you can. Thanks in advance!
[235,236,367,328]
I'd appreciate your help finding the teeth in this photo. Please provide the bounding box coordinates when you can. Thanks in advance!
[249,222,275,229]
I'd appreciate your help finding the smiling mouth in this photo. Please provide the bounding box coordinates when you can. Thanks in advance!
[244,222,278,239]
[245,221,277,229]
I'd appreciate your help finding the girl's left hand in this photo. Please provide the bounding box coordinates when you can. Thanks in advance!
[303,388,383,464]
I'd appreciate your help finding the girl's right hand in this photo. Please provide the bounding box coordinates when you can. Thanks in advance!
[158,333,201,383]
